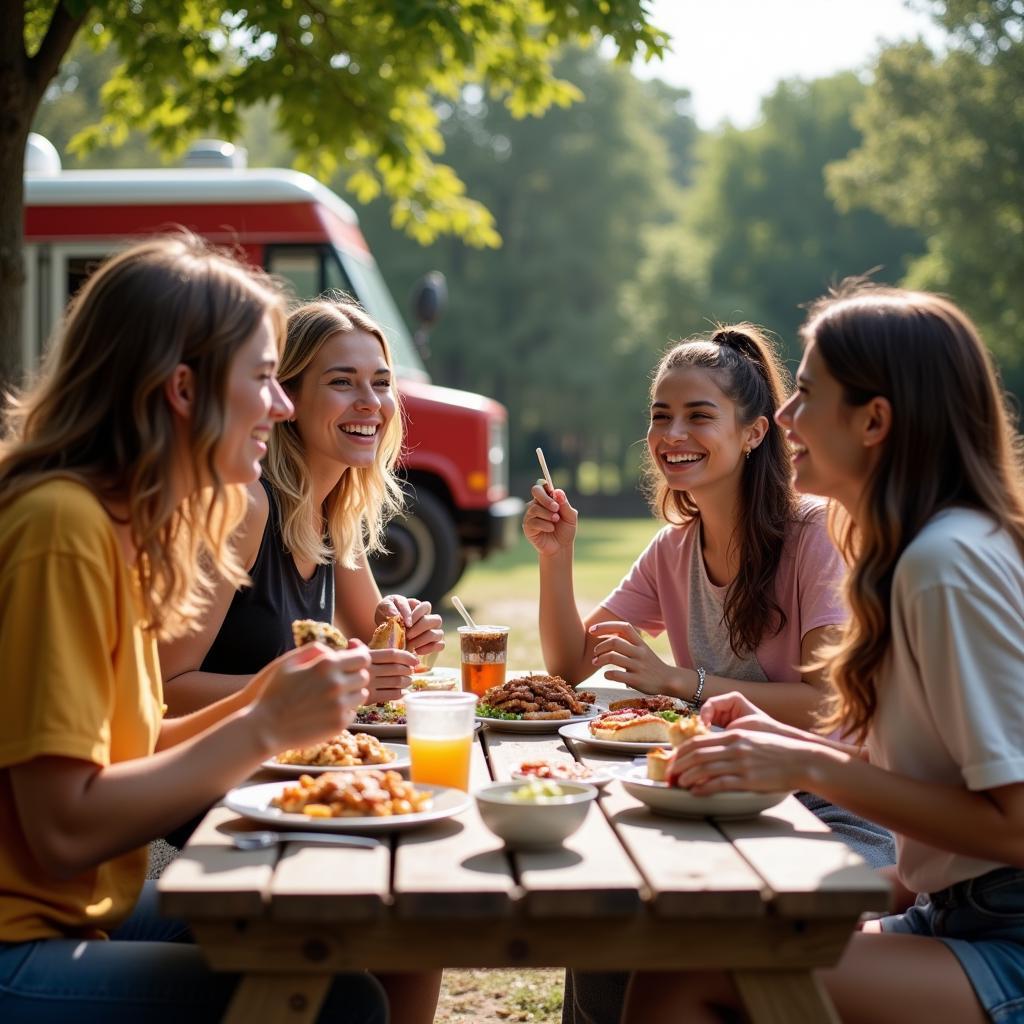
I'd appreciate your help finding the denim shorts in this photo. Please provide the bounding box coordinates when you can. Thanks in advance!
[878,866,1024,1023]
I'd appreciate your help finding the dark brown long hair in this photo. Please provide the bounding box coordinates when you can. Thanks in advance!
[642,324,797,656]
[806,282,1024,740]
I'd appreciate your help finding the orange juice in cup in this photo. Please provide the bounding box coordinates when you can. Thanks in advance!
[405,691,476,791]
[407,734,473,790]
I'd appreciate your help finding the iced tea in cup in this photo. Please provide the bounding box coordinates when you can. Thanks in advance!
[459,625,509,698]
[406,691,476,791]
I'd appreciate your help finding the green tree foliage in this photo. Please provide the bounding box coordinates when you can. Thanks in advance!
[827,3,1024,363]
[2,1,668,381]
[690,72,924,356]
[356,49,700,488]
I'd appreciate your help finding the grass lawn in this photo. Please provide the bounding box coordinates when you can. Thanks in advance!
[431,516,663,1023]
[432,517,671,672]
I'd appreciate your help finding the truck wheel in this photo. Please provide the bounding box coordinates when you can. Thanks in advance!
[370,489,461,604]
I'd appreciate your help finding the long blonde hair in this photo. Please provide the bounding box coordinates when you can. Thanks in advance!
[807,283,1024,740]
[263,299,404,569]
[641,324,798,656]
[0,233,287,640]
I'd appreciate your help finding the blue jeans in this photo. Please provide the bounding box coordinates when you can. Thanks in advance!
[0,882,388,1023]
[879,866,1024,1023]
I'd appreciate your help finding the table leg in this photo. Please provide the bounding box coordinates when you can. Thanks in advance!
[732,970,840,1024]
[222,973,330,1024]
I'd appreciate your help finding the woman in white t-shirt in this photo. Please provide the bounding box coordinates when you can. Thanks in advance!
[624,284,1024,1024]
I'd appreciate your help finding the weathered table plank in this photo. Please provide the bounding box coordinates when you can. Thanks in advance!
[391,731,519,917]
[718,797,891,918]
[484,732,646,916]
[160,803,276,920]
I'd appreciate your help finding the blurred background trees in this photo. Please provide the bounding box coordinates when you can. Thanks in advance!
[31,0,1024,501]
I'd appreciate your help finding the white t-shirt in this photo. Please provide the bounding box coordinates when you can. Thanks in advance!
[867,506,1024,894]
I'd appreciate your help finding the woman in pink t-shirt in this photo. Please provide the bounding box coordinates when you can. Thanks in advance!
[525,324,843,726]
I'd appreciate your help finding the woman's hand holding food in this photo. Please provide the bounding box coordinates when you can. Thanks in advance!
[366,646,417,703]
[699,692,784,733]
[666,727,825,795]
[248,642,370,756]
[523,482,578,557]
[588,620,685,697]
[376,595,445,656]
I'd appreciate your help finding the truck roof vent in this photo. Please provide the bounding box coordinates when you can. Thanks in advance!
[25,133,62,176]
[183,139,248,169]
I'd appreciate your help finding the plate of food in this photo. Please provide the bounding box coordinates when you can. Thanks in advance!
[405,667,461,693]
[225,770,472,833]
[510,757,616,790]
[558,698,706,752]
[618,764,788,820]
[261,732,410,776]
[475,673,602,733]
[352,701,409,737]
[353,703,482,738]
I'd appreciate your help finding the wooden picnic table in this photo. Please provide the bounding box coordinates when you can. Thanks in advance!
[159,678,890,1024]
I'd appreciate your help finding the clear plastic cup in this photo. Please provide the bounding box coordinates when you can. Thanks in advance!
[458,625,509,698]
[405,691,477,791]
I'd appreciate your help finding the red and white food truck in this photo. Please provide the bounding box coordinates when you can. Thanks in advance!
[22,137,521,602]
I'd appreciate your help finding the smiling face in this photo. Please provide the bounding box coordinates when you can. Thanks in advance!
[216,315,293,485]
[647,366,765,500]
[775,340,876,511]
[290,328,396,475]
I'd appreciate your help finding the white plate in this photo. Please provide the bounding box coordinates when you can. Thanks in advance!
[619,765,788,820]
[477,705,604,734]
[404,667,461,692]
[351,719,407,738]
[510,764,615,790]
[557,718,672,753]
[352,719,483,739]
[261,743,410,776]
[225,780,472,833]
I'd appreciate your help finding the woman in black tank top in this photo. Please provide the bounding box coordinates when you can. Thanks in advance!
[159,299,444,713]
[158,299,446,1024]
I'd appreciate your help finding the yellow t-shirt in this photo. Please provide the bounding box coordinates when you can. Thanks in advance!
[0,479,163,941]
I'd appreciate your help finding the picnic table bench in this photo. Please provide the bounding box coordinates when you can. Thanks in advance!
[159,679,889,1024]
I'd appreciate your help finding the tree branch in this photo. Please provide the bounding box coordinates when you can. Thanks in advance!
[27,1,87,106]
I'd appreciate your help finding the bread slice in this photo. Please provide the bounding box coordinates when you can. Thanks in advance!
[669,715,709,746]
[588,712,672,743]
[369,614,406,650]
[292,619,347,650]
[647,748,673,781]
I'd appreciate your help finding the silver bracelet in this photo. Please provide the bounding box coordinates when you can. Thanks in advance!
[691,665,706,708]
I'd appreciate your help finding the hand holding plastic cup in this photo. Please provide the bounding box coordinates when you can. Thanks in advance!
[405,691,477,791]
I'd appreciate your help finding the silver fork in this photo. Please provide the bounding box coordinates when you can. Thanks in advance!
[231,830,380,851]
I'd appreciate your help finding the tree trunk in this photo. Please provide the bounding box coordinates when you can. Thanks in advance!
[0,15,29,388]
[0,2,84,388]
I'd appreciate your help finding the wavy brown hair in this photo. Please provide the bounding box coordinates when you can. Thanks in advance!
[805,283,1024,740]
[642,324,798,656]
[263,298,404,569]
[0,233,287,640]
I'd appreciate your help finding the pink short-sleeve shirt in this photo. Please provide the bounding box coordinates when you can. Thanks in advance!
[602,501,846,682]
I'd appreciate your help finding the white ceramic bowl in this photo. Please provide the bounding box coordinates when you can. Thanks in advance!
[475,780,598,849]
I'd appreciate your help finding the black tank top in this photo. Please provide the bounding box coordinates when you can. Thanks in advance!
[201,479,335,674]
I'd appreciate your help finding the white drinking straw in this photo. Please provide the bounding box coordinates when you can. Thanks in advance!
[535,446,555,494]
[451,595,478,629]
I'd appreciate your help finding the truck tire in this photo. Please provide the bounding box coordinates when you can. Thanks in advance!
[369,488,461,604]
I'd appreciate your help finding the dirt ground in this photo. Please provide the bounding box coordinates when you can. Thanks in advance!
[435,968,564,1023]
